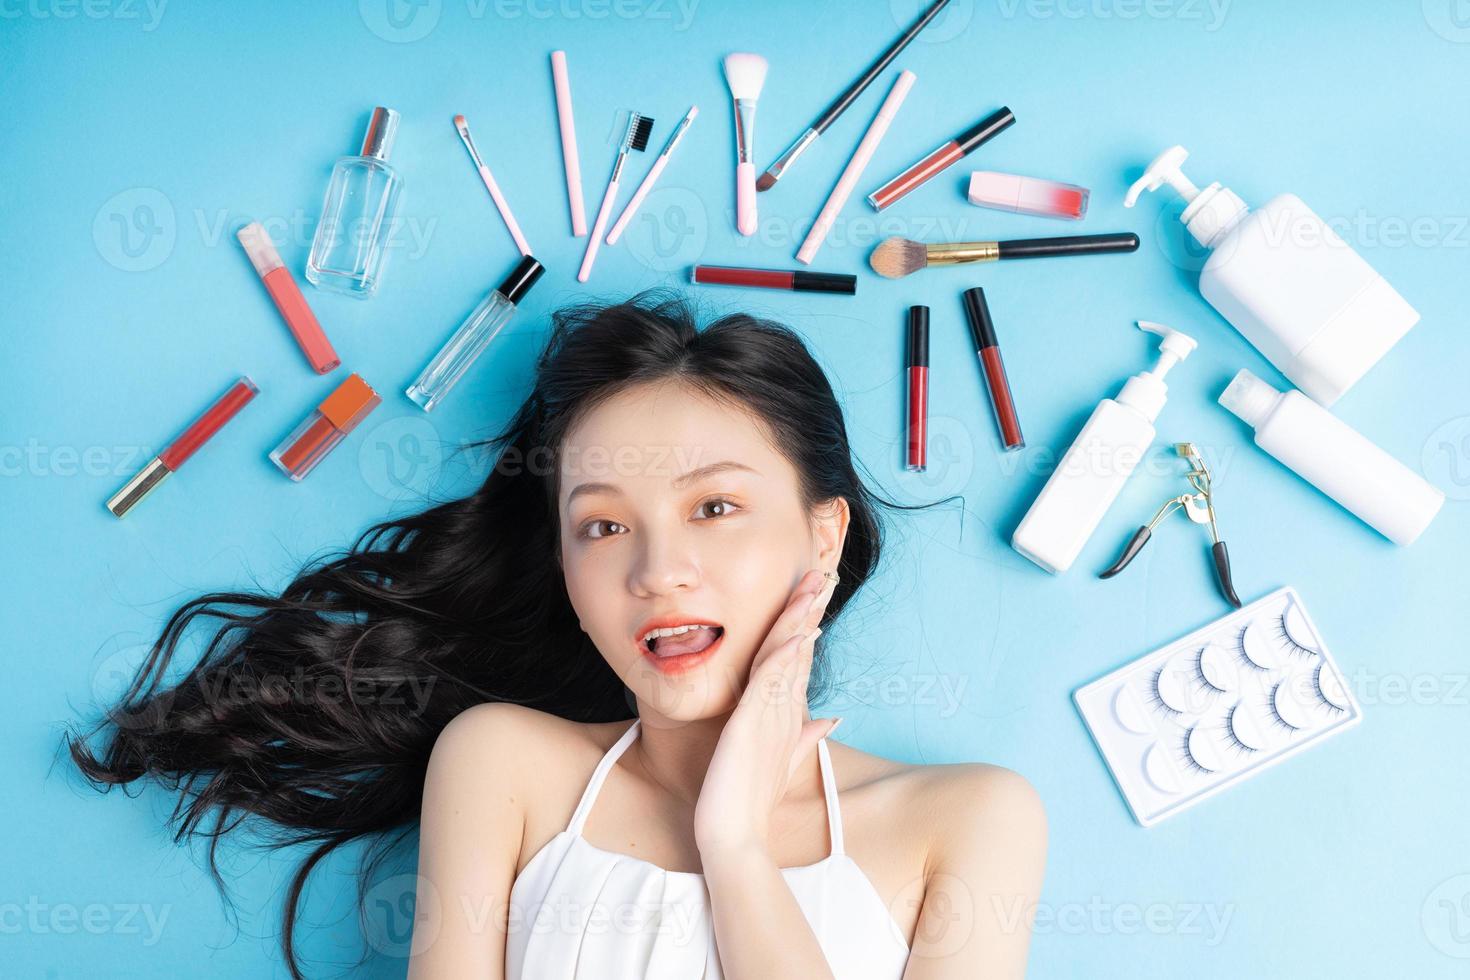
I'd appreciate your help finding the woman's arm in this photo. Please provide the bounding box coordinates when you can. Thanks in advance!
[408,702,529,980]
[901,765,1048,979]
[701,842,838,979]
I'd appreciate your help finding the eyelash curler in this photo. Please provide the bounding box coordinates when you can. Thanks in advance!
[1099,442,1242,608]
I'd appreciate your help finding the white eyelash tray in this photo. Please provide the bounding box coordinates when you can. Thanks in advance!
[1074,587,1361,827]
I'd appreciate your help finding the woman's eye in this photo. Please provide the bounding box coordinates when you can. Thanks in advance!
[581,519,626,539]
[696,498,740,520]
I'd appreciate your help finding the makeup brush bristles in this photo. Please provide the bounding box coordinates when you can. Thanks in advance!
[722,52,768,99]
[869,237,930,279]
[625,113,655,153]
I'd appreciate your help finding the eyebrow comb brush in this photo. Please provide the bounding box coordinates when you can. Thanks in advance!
[578,111,655,282]
[606,106,698,245]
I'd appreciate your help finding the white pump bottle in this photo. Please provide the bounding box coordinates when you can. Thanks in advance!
[1125,146,1418,407]
[1012,321,1198,575]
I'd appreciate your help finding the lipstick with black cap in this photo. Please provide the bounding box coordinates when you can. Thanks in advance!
[867,107,1016,212]
[906,305,929,471]
[962,286,1025,452]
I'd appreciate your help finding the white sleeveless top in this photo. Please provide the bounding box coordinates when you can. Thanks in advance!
[505,717,911,978]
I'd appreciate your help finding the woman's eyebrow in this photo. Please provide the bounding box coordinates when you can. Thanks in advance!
[566,460,761,504]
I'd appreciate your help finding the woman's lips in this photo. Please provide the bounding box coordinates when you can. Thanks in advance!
[639,626,726,676]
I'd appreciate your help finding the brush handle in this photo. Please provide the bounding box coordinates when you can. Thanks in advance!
[996,233,1139,259]
[578,177,620,282]
[606,154,669,245]
[737,162,757,235]
[797,70,916,265]
[551,51,587,236]
[476,165,531,257]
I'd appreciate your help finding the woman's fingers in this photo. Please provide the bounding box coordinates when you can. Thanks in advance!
[748,569,824,672]
[801,571,839,633]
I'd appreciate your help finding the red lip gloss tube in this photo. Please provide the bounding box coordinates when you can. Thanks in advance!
[906,305,929,471]
[867,107,1014,212]
[237,222,340,374]
[691,265,857,295]
[962,287,1024,452]
[106,376,259,517]
[270,373,381,481]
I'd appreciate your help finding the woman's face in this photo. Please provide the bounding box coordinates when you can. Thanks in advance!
[557,380,849,722]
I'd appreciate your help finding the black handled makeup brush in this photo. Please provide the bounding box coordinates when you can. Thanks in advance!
[869,233,1140,279]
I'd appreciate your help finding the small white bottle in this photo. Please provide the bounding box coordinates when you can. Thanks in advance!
[1125,146,1418,407]
[1012,321,1198,574]
[1219,370,1443,545]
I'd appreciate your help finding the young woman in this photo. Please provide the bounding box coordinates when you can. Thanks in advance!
[70,294,1046,979]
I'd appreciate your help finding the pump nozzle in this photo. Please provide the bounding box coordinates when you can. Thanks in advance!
[1123,145,1200,207]
[1136,320,1198,380]
[1123,145,1248,249]
[1114,320,1199,423]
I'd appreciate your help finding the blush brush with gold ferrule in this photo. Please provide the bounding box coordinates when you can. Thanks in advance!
[869,232,1140,278]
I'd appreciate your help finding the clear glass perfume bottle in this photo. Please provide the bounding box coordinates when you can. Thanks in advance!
[406,256,544,412]
[306,106,404,298]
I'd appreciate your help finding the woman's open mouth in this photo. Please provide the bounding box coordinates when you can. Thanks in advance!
[637,622,726,675]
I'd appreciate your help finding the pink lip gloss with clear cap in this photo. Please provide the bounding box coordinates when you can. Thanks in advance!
[237,222,340,374]
[968,171,1089,220]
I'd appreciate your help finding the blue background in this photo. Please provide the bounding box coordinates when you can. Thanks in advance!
[5,1,1469,976]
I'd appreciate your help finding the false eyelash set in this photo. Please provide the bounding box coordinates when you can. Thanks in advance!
[1075,587,1360,826]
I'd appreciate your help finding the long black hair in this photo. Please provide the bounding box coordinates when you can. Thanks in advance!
[65,291,953,979]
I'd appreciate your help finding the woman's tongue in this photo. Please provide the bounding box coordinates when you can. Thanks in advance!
[652,627,721,657]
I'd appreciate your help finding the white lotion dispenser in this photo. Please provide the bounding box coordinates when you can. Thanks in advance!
[1125,146,1418,407]
[1013,321,1198,574]
[1219,370,1443,545]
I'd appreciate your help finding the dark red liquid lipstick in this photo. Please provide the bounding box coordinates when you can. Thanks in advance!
[906,306,929,471]
[867,107,1015,212]
[962,287,1024,452]
[691,264,857,295]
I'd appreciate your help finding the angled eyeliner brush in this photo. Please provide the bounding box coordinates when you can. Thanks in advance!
[454,114,532,256]
[759,0,952,192]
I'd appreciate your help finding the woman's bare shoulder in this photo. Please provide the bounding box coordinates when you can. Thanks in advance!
[827,738,1045,850]
[433,702,628,766]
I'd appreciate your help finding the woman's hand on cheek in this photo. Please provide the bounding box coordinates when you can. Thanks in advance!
[692,567,842,861]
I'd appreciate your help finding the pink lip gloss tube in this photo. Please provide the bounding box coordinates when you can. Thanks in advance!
[237,222,340,374]
[106,376,259,517]
[967,171,1089,220]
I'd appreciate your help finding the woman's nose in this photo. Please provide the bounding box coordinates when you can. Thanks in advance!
[629,534,701,597]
